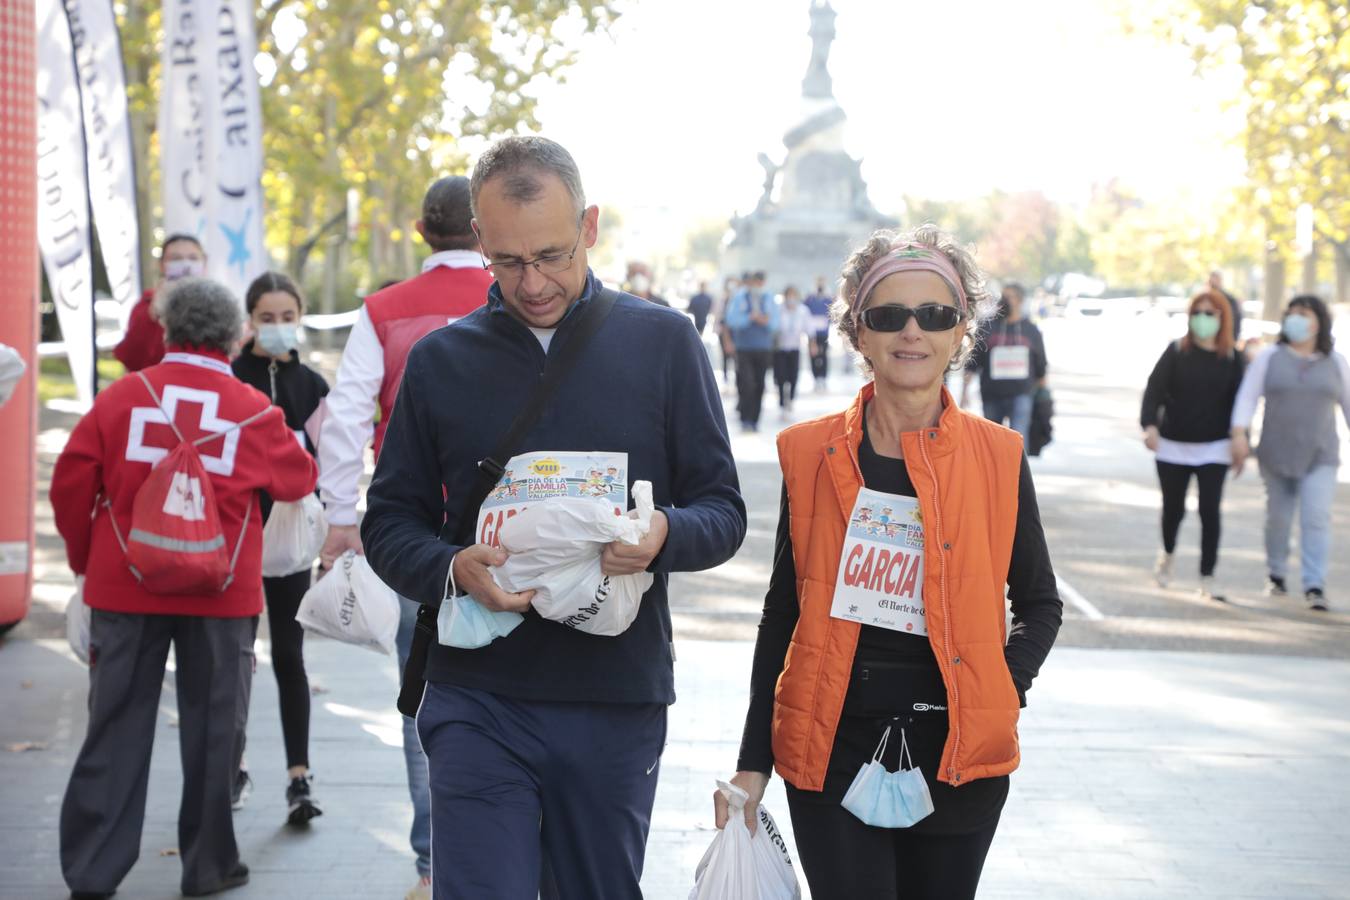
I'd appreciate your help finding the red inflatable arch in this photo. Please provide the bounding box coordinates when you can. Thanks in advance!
[0,0,38,631]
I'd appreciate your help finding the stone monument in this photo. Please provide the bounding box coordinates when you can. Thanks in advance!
[722,1,895,293]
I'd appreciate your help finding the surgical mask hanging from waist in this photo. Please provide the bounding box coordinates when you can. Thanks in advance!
[841,724,935,828]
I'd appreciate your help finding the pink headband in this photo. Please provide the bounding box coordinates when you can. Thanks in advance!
[851,244,968,318]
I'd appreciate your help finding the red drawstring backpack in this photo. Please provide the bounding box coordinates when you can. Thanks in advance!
[106,372,271,595]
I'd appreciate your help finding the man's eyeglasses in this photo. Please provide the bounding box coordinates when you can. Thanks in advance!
[481,216,584,278]
[859,304,963,333]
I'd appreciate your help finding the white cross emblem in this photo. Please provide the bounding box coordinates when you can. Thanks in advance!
[126,385,243,477]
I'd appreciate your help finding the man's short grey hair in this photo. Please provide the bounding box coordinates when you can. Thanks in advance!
[161,278,243,355]
[830,224,997,376]
[469,136,586,217]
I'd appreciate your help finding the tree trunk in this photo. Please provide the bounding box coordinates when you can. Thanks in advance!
[1335,242,1349,306]
[1302,237,1318,295]
[1263,240,1286,323]
[125,1,156,289]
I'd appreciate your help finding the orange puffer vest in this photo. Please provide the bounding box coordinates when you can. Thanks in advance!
[772,382,1024,790]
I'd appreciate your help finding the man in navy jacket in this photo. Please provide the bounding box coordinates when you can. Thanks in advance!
[361,136,746,899]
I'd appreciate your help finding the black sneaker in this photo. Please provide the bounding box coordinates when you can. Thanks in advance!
[183,862,249,896]
[230,770,252,812]
[70,892,115,899]
[285,774,323,826]
[1306,588,1328,611]
[1265,575,1287,597]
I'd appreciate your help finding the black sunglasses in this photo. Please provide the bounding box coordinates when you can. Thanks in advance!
[859,304,963,333]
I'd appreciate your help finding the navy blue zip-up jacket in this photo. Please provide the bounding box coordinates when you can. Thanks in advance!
[361,273,747,705]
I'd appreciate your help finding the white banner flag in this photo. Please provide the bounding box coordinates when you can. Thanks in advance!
[66,0,143,310]
[160,0,212,257]
[37,0,96,406]
[160,0,267,302]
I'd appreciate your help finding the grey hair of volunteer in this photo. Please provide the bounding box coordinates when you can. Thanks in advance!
[830,223,998,376]
[160,277,244,355]
[419,176,477,251]
[468,135,586,217]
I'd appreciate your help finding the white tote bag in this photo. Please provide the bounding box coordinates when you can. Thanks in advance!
[493,481,655,636]
[689,781,801,900]
[261,494,328,577]
[295,550,399,655]
[65,577,90,665]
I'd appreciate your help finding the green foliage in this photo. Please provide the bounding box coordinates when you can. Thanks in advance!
[1164,0,1349,265]
[115,1,620,292]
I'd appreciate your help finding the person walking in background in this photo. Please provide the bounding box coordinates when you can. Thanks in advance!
[725,270,780,432]
[1140,291,1245,601]
[773,285,810,415]
[51,279,318,899]
[963,282,1047,440]
[805,275,833,392]
[231,272,330,826]
[715,275,741,388]
[113,233,207,373]
[316,175,491,899]
[688,280,713,335]
[1231,295,1350,612]
[1207,270,1244,347]
[717,226,1061,900]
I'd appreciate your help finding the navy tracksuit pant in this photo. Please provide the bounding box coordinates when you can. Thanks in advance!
[416,683,667,899]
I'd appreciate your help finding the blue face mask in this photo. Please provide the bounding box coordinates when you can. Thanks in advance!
[436,594,522,649]
[1282,313,1313,344]
[841,726,935,828]
[256,323,300,357]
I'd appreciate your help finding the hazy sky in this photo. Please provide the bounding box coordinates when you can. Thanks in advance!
[529,0,1247,231]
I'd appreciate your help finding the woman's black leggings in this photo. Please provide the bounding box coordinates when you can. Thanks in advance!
[264,569,312,770]
[1156,461,1228,576]
[785,786,1001,900]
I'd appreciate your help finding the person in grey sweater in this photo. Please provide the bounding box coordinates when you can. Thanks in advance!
[1231,295,1350,611]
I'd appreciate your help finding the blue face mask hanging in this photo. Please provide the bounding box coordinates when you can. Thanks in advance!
[840,725,935,828]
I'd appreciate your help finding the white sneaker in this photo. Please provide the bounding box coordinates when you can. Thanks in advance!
[1199,575,1227,603]
[1153,551,1173,587]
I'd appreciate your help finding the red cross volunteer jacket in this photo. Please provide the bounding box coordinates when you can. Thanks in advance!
[51,348,319,618]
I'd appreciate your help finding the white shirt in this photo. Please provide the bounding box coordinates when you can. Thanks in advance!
[776,304,812,351]
[317,250,486,527]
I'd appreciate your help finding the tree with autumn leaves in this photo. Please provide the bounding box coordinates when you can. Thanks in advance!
[1167,0,1349,303]
[117,0,619,311]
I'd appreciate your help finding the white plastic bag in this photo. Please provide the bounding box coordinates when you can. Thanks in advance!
[295,550,399,654]
[66,576,90,665]
[690,781,801,900]
[261,494,328,577]
[492,481,655,636]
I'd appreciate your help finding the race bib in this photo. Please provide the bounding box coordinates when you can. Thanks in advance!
[830,488,927,636]
[990,344,1031,380]
[475,451,628,548]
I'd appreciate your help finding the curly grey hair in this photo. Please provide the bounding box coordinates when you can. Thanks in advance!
[830,224,998,376]
[160,278,243,354]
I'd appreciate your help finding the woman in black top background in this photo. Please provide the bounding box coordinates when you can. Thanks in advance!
[1140,290,1245,601]
[232,272,329,826]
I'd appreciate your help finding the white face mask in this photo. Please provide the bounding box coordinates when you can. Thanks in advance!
[164,258,205,281]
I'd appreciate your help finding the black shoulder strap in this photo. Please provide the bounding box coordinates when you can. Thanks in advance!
[454,287,620,544]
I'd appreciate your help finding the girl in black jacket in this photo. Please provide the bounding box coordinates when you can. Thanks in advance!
[232,272,329,826]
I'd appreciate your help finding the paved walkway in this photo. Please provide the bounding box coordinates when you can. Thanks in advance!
[3,632,1348,899]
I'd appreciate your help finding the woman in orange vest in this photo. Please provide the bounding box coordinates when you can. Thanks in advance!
[715,226,1063,899]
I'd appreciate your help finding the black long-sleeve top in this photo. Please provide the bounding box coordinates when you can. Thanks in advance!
[1140,340,1245,443]
[737,425,1062,776]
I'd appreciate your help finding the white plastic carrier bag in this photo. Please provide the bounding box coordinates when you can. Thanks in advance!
[260,494,328,577]
[66,576,90,665]
[492,480,655,636]
[689,780,801,900]
[295,550,399,655]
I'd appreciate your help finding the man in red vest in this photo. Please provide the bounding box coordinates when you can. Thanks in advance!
[113,234,207,372]
[316,176,490,899]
